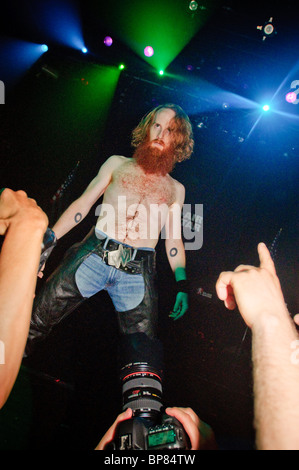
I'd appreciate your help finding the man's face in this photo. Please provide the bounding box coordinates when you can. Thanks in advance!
[149,108,176,151]
[133,107,178,176]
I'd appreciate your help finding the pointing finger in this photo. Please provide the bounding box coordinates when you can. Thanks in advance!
[258,242,276,275]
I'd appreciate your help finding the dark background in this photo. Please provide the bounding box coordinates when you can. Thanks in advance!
[0,0,298,450]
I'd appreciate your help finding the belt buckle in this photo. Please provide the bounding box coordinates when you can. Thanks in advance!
[108,244,132,269]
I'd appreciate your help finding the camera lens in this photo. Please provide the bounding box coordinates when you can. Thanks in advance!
[121,362,163,419]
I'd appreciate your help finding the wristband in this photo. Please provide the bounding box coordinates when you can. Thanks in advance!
[176,279,190,294]
[38,228,57,273]
[0,188,5,196]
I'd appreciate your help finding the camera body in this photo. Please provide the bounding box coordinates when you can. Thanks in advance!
[107,359,190,451]
[109,412,190,451]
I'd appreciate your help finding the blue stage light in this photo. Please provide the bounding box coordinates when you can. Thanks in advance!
[0,39,52,88]
[31,1,86,53]
[81,47,88,54]
[41,44,48,52]
[262,104,270,112]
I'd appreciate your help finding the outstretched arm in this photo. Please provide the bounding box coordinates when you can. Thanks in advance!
[52,155,123,240]
[216,243,299,450]
[0,189,48,408]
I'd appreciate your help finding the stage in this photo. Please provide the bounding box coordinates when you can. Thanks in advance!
[0,0,298,450]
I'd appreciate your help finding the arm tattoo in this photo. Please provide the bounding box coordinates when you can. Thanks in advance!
[75,212,82,223]
[169,247,178,257]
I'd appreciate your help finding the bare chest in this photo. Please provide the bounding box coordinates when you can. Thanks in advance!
[111,161,176,206]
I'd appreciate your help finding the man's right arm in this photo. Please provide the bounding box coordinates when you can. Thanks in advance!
[52,155,123,240]
[0,189,48,408]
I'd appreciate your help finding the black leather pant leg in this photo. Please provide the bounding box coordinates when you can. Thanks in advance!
[26,229,99,352]
[116,254,158,339]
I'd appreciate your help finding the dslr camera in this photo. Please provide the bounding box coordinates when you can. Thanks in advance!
[106,360,190,450]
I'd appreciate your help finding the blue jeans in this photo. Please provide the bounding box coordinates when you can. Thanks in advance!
[27,228,158,351]
[75,252,146,312]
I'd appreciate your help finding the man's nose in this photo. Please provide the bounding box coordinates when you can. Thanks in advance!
[157,128,167,139]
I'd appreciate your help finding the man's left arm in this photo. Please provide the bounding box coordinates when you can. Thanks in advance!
[165,183,189,320]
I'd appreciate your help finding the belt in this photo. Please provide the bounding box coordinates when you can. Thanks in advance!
[94,235,155,275]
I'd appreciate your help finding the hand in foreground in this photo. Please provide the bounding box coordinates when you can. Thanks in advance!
[0,188,48,236]
[95,406,216,451]
[166,407,217,450]
[166,407,200,449]
[215,242,288,328]
[95,408,133,450]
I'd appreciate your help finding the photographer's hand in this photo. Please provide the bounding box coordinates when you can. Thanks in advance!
[95,408,133,450]
[166,407,216,450]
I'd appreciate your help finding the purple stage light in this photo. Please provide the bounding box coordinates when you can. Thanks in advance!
[144,46,154,57]
[286,91,297,103]
[104,36,113,47]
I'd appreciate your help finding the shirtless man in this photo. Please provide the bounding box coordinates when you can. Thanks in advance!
[26,104,194,353]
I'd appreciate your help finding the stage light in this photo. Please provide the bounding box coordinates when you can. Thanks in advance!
[0,39,54,87]
[104,36,113,47]
[144,46,154,57]
[81,47,88,53]
[262,104,270,112]
[41,44,48,52]
[189,1,198,10]
[286,91,297,104]
[188,1,206,11]
[119,63,125,70]
[159,69,164,76]
[264,22,274,36]
[257,17,276,41]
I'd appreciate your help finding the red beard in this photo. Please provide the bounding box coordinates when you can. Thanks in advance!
[132,141,176,176]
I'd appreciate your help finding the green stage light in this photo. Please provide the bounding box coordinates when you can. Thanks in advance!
[92,0,219,72]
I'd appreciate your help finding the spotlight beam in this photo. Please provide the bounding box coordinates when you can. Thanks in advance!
[29,1,86,53]
[244,60,299,141]
[0,38,51,88]
[246,114,263,141]
[271,59,299,102]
